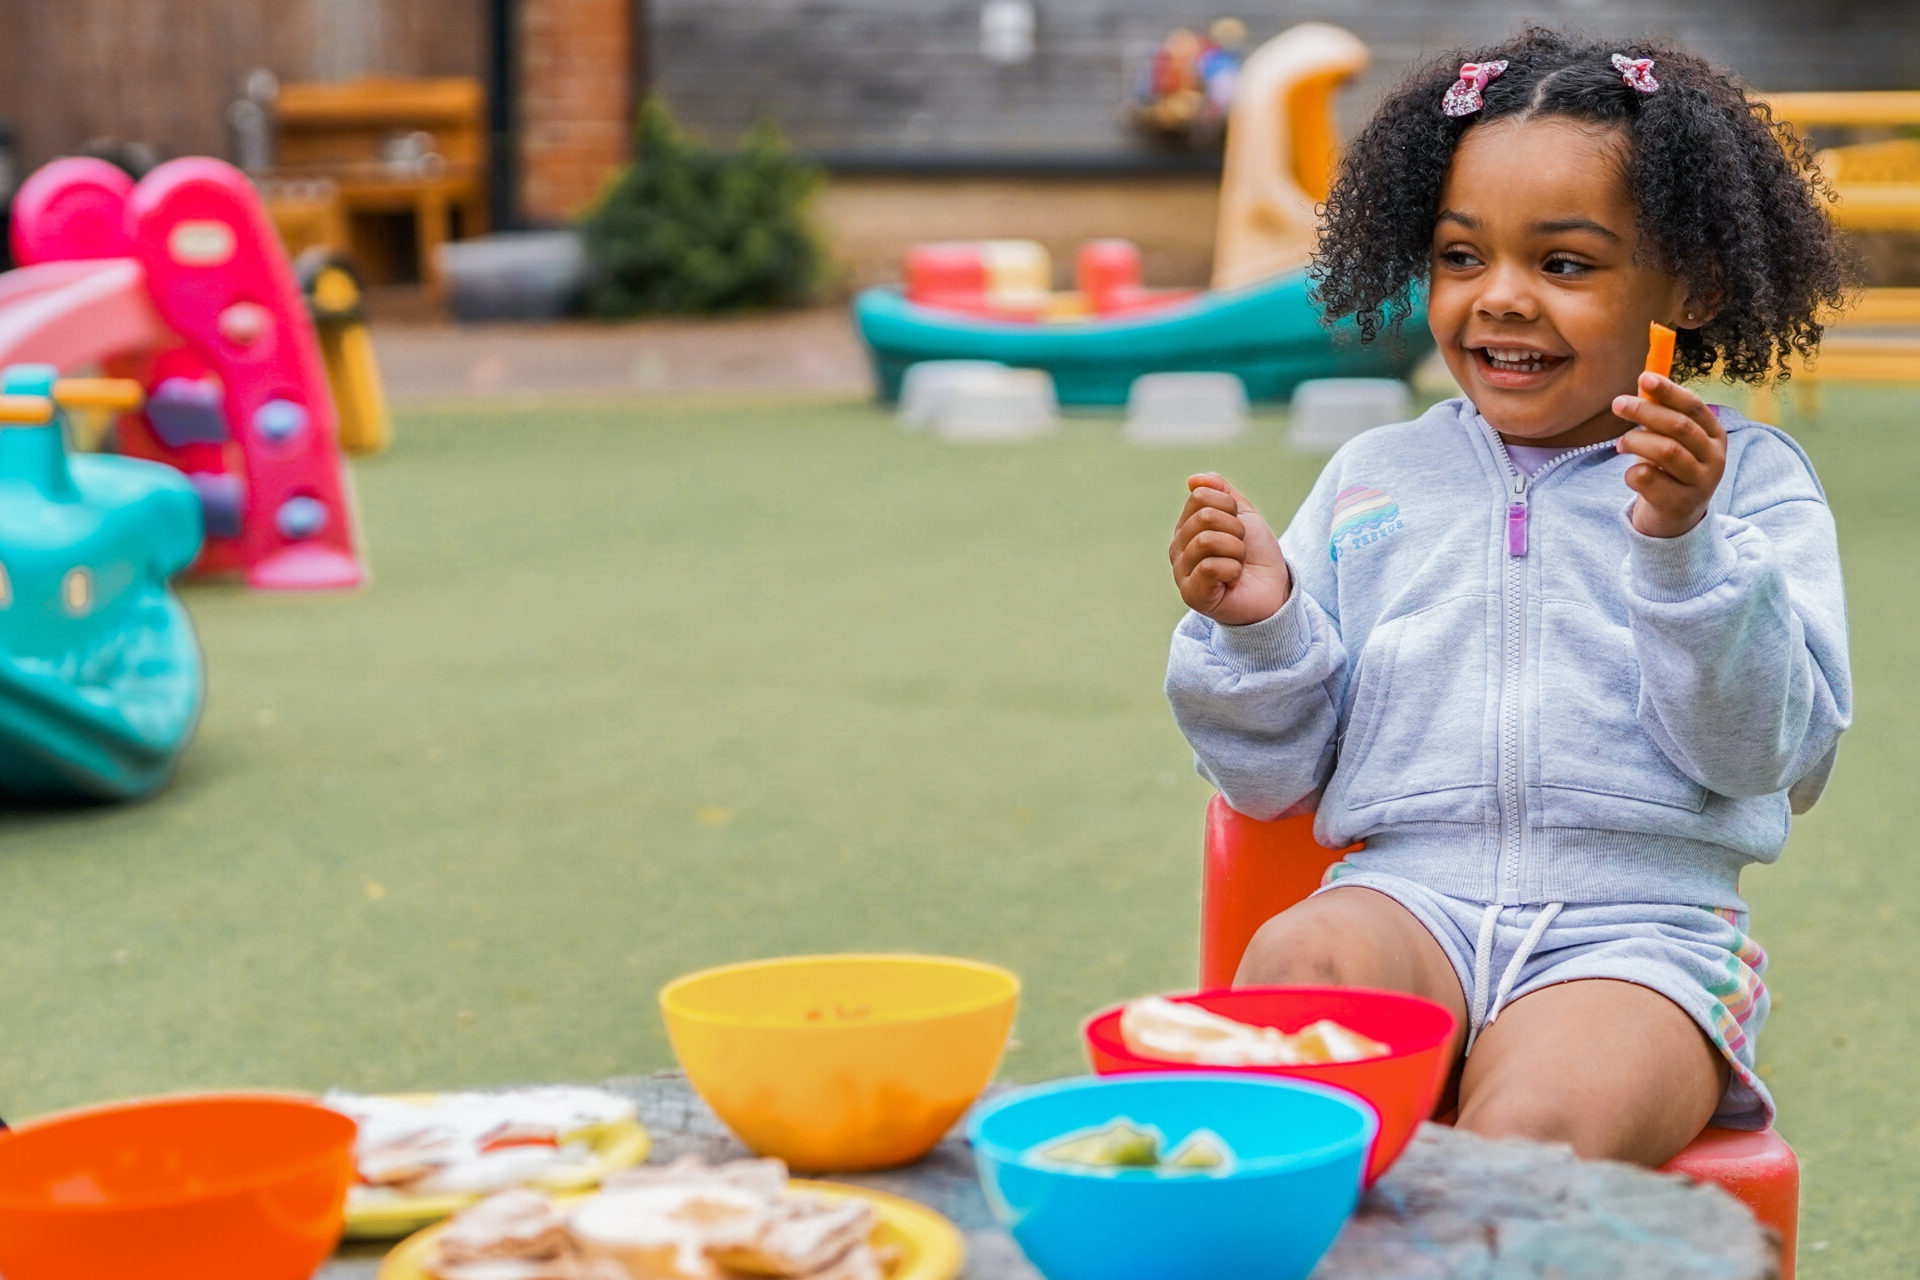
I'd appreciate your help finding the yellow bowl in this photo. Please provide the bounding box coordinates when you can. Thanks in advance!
[660,954,1020,1172]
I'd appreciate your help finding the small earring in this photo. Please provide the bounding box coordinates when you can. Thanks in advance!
[1685,311,1696,321]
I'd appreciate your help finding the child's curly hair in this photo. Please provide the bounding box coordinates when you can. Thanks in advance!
[1311,27,1849,384]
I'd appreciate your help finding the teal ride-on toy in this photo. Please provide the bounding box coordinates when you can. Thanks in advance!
[853,270,1432,407]
[0,363,205,801]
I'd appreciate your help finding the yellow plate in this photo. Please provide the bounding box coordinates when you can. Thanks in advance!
[343,1096,652,1240]
[374,1180,965,1280]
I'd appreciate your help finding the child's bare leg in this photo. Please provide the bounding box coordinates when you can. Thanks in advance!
[1236,886,1470,1060]
[1456,978,1730,1166]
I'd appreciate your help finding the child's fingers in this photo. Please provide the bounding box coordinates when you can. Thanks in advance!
[1189,472,1260,516]
[1623,459,1709,513]
[1173,529,1248,583]
[1623,465,1696,524]
[1635,372,1725,443]
[1177,483,1238,531]
[1191,555,1245,587]
[1177,555,1244,612]
[1170,504,1249,605]
[1176,501,1245,543]
[1171,502,1246,564]
[1612,389,1701,438]
[1624,458,1681,497]
[1624,465,1711,536]
[1612,393,1716,466]
[1616,427,1710,486]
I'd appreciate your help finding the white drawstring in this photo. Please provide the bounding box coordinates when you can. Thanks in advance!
[1464,901,1564,1055]
[1466,903,1501,1053]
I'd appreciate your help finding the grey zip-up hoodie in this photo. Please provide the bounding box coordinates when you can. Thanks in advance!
[1166,398,1851,910]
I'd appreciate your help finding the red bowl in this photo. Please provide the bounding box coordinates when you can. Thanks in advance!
[0,1092,356,1280]
[1084,986,1457,1185]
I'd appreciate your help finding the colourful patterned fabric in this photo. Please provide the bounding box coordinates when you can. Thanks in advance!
[1701,907,1769,1064]
[1328,485,1404,561]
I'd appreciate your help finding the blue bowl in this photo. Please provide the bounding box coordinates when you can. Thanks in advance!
[968,1073,1376,1280]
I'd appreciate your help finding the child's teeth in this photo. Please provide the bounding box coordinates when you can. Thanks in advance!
[1486,348,1547,371]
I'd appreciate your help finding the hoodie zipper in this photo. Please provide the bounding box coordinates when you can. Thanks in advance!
[1485,427,1616,900]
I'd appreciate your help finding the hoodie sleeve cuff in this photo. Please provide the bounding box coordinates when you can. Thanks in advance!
[1626,507,1740,603]
[1211,560,1313,670]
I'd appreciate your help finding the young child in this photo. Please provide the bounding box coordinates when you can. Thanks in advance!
[1165,28,1852,1167]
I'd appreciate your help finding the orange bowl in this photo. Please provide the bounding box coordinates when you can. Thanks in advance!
[661,954,1019,1172]
[0,1092,356,1280]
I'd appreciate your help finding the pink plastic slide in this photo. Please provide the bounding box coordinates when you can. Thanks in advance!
[3,156,363,590]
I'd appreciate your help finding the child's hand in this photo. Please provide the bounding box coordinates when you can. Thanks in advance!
[1613,373,1728,539]
[1170,473,1291,625]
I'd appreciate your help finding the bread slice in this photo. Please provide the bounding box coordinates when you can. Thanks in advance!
[436,1188,573,1264]
[706,1194,876,1276]
[604,1156,790,1203]
[426,1256,580,1280]
[570,1184,769,1280]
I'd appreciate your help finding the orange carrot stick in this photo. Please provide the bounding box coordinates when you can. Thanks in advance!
[1644,321,1676,381]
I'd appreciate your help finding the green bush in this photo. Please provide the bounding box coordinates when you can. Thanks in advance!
[579,98,825,316]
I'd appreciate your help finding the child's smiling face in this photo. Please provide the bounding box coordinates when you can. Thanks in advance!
[1428,116,1697,449]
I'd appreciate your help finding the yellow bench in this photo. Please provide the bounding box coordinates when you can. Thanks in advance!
[1742,94,1920,419]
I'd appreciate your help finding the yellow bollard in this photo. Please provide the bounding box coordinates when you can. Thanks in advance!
[309,262,391,455]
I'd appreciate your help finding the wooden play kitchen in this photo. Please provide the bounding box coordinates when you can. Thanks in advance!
[261,77,490,293]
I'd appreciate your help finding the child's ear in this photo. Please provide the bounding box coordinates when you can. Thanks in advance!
[1677,288,1724,329]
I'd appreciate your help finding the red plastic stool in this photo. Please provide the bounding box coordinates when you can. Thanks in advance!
[1659,1126,1799,1274]
[1199,795,1799,1277]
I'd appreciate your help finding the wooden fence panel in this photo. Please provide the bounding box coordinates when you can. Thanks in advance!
[647,0,1920,163]
[0,0,485,171]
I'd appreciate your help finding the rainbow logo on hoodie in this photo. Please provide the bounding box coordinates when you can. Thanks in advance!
[1330,485,1403,560]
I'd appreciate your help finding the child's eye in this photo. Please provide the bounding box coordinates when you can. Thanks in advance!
[1543,255,1591,277]
[1437,248,1482,270]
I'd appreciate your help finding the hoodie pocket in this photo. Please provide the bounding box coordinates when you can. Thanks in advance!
[1534,599,1708,814]
[1342,594,1496,812]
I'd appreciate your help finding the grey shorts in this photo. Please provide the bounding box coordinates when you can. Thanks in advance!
[1314,865,1773,1130]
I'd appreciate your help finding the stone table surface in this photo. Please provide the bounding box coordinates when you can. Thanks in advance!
[318,1072,1778,1280]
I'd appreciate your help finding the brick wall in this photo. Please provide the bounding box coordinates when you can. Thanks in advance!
[518,0,634,222]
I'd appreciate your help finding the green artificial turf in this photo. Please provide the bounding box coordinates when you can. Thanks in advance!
[0,388,1912,1275]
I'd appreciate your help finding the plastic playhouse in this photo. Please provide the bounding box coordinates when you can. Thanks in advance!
[0,366,204,802]
[853,23,1434,406]
[1,156,368,591]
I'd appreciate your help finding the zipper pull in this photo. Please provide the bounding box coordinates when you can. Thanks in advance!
[1507,475,1529,557]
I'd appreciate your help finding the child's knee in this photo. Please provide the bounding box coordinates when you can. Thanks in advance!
[1455,1084,1585,1151]
[1235,911,1363,987]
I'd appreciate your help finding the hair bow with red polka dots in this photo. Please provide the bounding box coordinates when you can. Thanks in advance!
[1611,54,1661,94]
[1441,60,1509,117]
